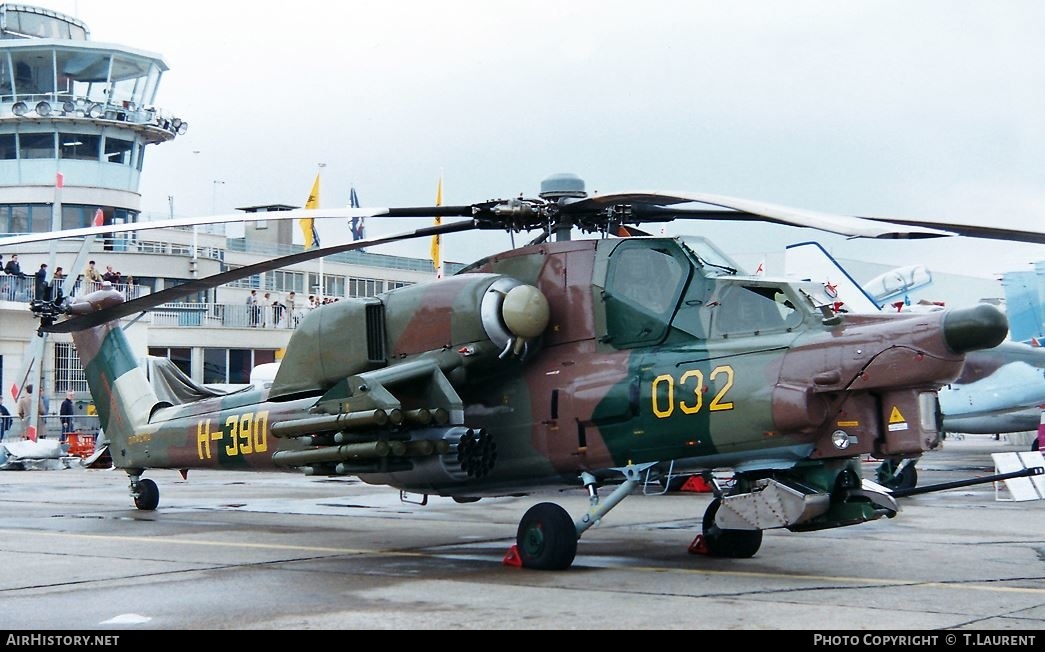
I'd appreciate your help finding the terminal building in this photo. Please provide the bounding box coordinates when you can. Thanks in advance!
[0,4,453,438]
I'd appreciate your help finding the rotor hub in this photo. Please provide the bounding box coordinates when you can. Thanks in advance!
[539,173,587,200]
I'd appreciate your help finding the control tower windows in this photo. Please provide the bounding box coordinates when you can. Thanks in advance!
[104,137,133,165]
[59,133,100,160]
[19,132,54,159]
[0,134,14,159]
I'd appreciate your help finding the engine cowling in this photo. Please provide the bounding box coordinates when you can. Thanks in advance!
[270,274,549,398]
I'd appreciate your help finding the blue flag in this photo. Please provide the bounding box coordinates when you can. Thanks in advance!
[349,187,364,242]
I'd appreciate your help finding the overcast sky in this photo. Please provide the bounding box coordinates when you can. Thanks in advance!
[42,0,1045,285]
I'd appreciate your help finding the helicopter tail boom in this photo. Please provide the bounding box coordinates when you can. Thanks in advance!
[66,288,161,467]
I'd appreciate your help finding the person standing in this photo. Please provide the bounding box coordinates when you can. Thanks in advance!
[261,292,272,327]
[5,253,25,277]
[0,402,11,442]
[285,291,297,328]
[246,289,259,327]
[16,384,44,439]
[60,391,75,441]
[34,263,49,300]
[82,259,102,286]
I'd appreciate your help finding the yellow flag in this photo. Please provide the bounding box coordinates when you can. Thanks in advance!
[430,175,442,274]
[300,173,321,249]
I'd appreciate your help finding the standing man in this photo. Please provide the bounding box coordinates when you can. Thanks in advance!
[285,291,298,328]
[246,289,259,327]
[16,384,44,440]
[60,391,75,441]
[5,253,25,277]
[0,401,11,442]
[82,260,102,285]
[34,263,49,300]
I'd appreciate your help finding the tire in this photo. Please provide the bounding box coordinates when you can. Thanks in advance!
[892,463,918,491]
[516,502,577,570]
[701,497,762,558]
[134,478,159,511]
[879,461,918,491]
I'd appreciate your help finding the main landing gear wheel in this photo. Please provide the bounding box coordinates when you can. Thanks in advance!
[516,502,577,570]
[701,497,762,558]
[134,478,159,511]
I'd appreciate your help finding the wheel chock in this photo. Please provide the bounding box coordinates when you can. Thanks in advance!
[688,534,709,555]
[680,476,712,492]
[502,544,523,567]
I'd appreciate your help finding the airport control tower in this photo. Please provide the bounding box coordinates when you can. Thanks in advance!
[0,3,187,237]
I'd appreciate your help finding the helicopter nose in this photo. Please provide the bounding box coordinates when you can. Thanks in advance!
[942,304,1008,353]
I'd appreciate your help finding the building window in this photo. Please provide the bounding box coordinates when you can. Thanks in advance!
[0,134,15,160]
[203,348,277,384]
[103,137,133,165]
[59,133,101,161]
[223,265,261,289]
[19,133,55,159]
[310,273,345,297]
[148,347,192,377]
[349,277,386,298]
[54,343,88,393]
[272,270,304,293]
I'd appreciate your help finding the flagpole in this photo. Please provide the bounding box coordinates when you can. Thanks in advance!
[317,163,325,303]
[433,173,443,280]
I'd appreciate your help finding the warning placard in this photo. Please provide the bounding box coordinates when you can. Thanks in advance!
[887,406,908,432]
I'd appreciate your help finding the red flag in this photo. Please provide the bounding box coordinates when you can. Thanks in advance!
[93,208,104,226]
[26,425,37,442]
[9,383,17,400]
[55,172,64,188]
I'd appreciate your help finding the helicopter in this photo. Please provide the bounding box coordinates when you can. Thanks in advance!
[6,173,1036,571]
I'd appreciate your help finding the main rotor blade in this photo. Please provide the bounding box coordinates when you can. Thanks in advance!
[565,191,953,239]
[860,217,1045,246]
[43,220,476,333]
[1,207,396,247]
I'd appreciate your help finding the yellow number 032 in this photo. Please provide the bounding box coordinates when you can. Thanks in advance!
[651,366,735,419]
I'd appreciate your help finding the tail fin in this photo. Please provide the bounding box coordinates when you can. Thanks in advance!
[1002,262,1045,344]
[67,288,159,465]
[784,241,881,313]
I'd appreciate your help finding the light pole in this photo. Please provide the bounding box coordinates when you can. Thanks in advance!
[211,179,226,214]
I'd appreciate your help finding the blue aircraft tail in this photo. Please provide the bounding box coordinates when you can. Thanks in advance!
[1002,261,1045,344]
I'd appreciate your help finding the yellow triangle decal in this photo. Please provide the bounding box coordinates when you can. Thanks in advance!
[889,406,905,424]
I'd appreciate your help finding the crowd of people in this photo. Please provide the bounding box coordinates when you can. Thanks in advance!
[1,254,133,302]
[243,290,343,328]
[0,386,80,443]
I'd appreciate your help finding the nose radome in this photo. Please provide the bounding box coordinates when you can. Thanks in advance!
[942,304,1009,353]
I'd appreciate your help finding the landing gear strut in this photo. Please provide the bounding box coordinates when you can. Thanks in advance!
[512,463,655,570]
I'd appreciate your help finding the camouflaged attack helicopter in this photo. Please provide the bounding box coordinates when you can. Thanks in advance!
[11,173,1038,571]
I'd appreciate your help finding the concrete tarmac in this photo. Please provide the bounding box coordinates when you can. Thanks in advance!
[0,434,1042,631]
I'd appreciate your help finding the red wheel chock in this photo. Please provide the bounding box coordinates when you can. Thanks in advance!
[688,534,709,555]
[502,544,523,567]
[680,476,713,492]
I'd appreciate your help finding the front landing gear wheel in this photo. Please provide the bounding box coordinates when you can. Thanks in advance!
[701,498,762,558]
[133,478,159,511]
[516,502,577,570]
[877,460,918,491]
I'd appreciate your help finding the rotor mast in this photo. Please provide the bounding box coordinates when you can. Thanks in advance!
[539,173,588,242]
